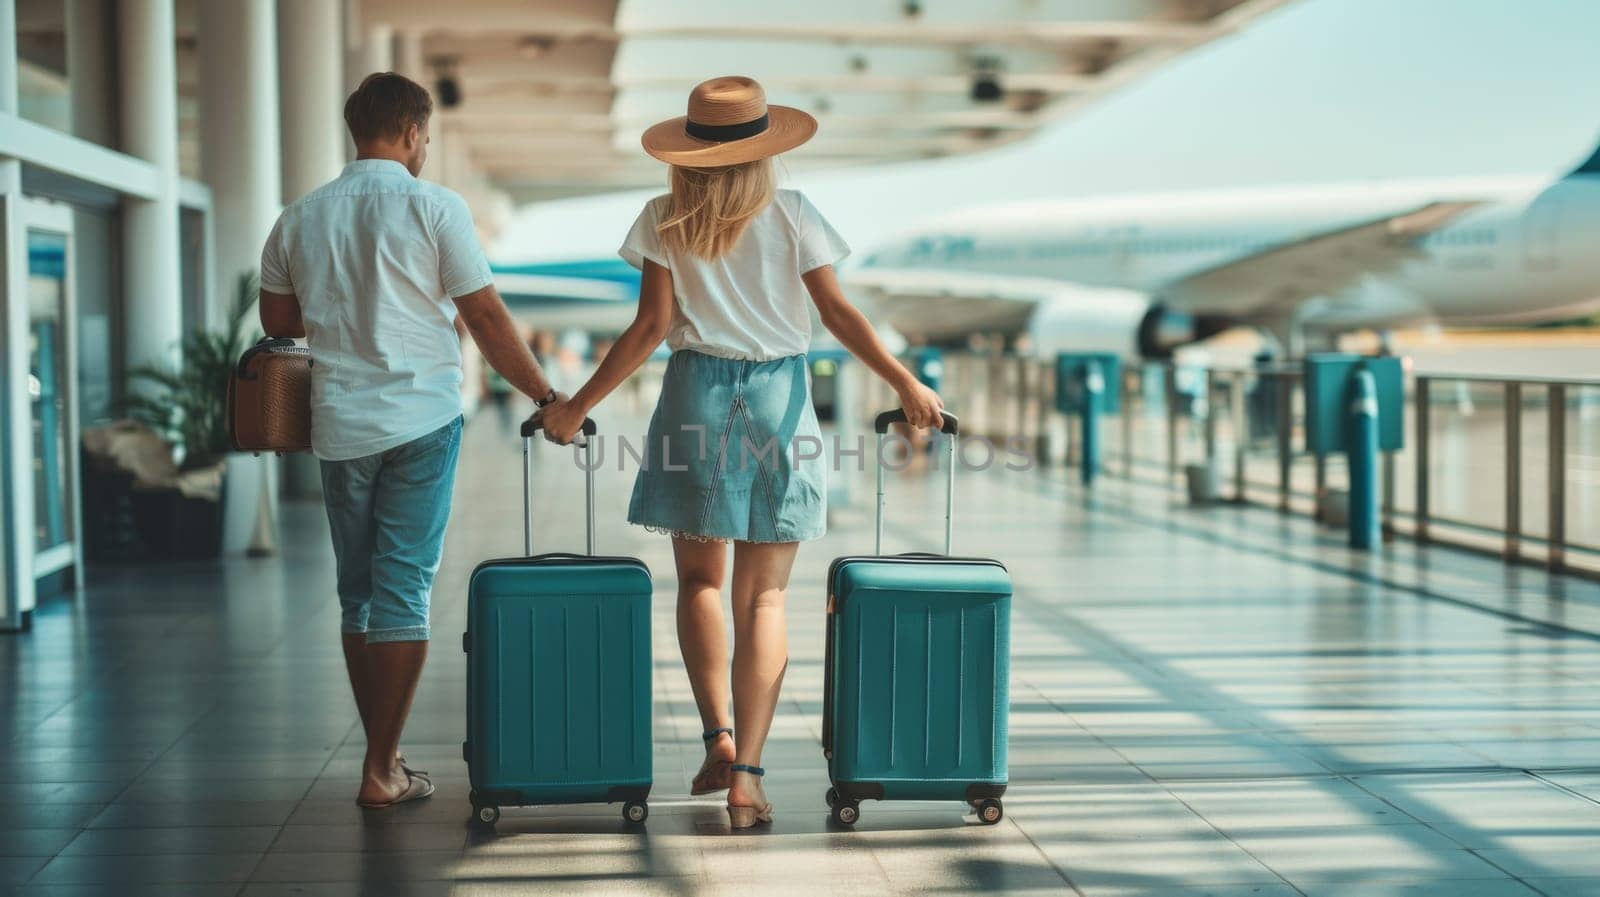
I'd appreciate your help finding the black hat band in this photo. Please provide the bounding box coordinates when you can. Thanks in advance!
[684,112,770,142]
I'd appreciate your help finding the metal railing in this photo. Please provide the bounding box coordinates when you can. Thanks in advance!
[1407,373,1598,572]
[889,352,1600,579]
[1131,363,1600,577]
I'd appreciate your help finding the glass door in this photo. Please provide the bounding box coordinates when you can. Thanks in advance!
[23,200,80,595]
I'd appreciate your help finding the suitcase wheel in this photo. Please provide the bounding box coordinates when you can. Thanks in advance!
[475,805,500,826]
[825,787,839,809]
[975,799,1003,825]
[830,800,860,826]
[623,801,649,824]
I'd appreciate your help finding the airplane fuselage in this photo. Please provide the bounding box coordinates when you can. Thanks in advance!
[858,173,1600,333]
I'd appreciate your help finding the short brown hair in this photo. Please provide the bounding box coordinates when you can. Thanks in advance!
[344,72,432,144]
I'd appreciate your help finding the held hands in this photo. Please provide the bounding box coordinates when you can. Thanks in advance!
[896,380,945,430]
[531,392,587,445]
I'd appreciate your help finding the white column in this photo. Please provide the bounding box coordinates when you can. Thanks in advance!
[434,123,470,191]
[277,0,346,501]
[197,0,285,552]
[345,23,393,96]
[362,25,394,79]
[198,0,282,296]
[118,0,183,374]
[278,0,345,202]
[66,0,115,146]
[1,0,35,629]
[0,0,16,194]
[393,29,424,84]
[426,117,449,186]
[342,20,394,158]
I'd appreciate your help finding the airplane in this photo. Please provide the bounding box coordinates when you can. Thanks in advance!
[491,257,642,332]
[846,141,1600,360]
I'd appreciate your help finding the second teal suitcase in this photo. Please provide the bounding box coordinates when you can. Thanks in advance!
[823,410,1011,827]
[464,417,653,826]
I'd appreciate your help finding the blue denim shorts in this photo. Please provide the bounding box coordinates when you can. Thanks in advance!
[320,416,462,643]
[628,350,826,543]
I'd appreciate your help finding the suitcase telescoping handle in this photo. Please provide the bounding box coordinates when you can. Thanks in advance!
[872,409,959,556]
[520,416,599,557]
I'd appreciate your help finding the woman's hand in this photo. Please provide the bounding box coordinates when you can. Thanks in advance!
[533,396,588,445]
[896,380,945,430]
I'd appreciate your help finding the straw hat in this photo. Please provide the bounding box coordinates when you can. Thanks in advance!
[641,76,817,167]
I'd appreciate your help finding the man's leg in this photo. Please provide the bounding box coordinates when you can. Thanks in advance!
[321,458,381,753]
[358,641,428,803]
[343,634,415,769]
[342,633,374,738]
[358,418,463,805]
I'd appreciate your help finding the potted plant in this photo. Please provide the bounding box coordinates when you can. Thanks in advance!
[119,273,261,559]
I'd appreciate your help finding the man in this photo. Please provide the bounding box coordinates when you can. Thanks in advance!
[259,72,564,807]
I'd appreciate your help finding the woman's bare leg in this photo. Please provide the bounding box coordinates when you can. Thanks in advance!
[672,537,735,790]
[727,540,799,813]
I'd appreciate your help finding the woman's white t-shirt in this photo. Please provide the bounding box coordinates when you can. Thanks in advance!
[618,189,850,362]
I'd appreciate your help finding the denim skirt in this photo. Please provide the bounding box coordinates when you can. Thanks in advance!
[628,349,827,543]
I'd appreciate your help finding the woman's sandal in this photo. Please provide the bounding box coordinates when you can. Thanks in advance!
[726,764,773,829]
[691,727,734,796]
[357,769,435,809]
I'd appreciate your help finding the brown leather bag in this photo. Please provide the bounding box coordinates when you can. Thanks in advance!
[228,337,313,454]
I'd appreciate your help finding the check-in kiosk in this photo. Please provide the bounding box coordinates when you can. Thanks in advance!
[1056,352,1122,486]
[911,347,944,393]
[1303,354,1405,549]
[809,349,848,422]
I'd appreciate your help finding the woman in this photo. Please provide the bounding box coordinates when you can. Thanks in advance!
[536,76,943,828]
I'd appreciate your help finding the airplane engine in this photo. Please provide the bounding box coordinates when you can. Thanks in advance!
[1025,286,1149,359]
[1136,303,1236,358]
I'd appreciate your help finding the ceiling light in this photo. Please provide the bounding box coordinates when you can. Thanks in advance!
[970,73,1002,102]
[431,56,462,108]
[970,55,1003,103]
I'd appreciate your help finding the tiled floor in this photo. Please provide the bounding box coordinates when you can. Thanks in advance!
[4,407,1600,895]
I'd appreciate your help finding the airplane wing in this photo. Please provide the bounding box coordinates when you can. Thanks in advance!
[845,268,1148,356]
[845,269,1074,342]
[1160,201,1484,318]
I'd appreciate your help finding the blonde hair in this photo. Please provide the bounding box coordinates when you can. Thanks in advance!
[657,158,776,260]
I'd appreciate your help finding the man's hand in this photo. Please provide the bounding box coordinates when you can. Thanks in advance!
[896,380,945,430]
[533,396,588,446]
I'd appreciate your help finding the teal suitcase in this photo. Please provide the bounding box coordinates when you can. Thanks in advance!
[823,410,1011,826]
[464,417,653,826]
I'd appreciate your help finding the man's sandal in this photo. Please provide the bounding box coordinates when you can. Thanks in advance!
[357,769,435,809]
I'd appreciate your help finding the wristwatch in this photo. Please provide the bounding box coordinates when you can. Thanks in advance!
[534,388,559,408]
